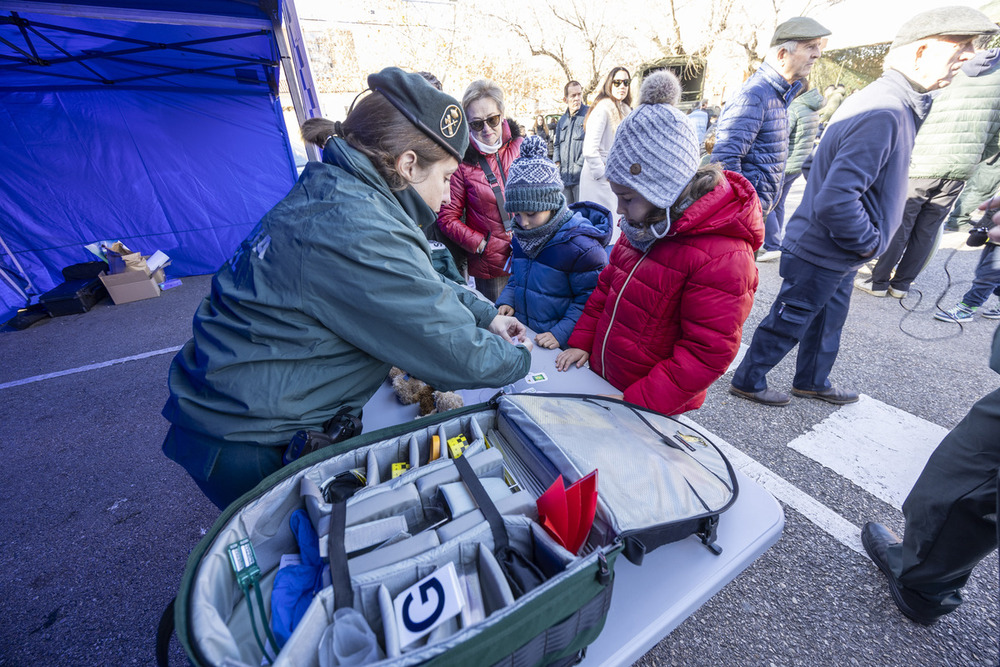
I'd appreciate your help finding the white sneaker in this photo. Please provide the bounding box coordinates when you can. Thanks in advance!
[757,250,781,263]
[854,277,886,297]
[887,286,907,299]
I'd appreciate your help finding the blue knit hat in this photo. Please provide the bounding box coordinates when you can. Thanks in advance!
[504,135,565,213]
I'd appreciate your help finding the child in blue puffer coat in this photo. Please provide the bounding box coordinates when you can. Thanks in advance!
[496,135,613,348]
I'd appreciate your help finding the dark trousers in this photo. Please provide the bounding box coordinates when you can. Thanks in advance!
[870,178,965,291]
[732,252,856,393]
[886,385,1000,615]
[962,243,1000,307]
[763,174,799,251]
[163,425,284,510]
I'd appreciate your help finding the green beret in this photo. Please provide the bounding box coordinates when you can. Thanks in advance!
[367,67,469,160]
[770,16,832,47]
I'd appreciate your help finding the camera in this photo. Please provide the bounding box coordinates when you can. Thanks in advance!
[967,208,999,248]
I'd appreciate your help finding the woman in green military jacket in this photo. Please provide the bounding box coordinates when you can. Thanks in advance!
[162,68,531,509]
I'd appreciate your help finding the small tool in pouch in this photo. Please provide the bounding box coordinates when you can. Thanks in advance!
[284,406,363,465]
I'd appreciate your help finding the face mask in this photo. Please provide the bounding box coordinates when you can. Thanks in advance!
[471,134,501,155]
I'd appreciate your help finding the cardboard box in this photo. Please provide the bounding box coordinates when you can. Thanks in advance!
[99,270,161,305]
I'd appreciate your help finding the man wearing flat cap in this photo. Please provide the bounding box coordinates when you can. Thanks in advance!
[732,6,997,409]
[711,16,830,258]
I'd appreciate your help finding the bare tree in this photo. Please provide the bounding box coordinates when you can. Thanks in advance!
[488,0,629,98]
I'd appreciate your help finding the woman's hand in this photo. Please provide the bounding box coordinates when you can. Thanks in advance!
[555,347,589,371]
[476,238,488,254]
[497,305,514,317]
[534,332,559,349]
[489,314,527,344]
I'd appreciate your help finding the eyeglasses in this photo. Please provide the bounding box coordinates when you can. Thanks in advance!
[469,114,502,132]
[612,78,630,88]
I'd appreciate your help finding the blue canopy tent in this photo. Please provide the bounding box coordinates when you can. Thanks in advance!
[0,0,320,319]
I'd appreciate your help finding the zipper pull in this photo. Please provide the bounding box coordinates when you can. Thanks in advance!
[596,551,611,585]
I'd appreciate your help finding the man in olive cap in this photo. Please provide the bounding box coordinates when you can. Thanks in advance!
[711,16,830,258]
[732,6,997,409]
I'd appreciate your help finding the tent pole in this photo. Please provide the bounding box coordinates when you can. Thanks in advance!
[272,0,321,163]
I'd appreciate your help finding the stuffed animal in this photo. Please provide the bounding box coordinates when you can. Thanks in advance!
[388,367,464,417]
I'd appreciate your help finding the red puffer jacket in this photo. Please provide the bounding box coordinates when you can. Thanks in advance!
[567,170,764,415]
[437,119,523,279]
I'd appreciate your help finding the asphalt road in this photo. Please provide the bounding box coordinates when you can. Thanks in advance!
[1,228,998,666]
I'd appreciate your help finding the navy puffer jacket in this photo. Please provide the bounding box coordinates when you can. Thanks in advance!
[496,202,613,347]
[711,61,801,214]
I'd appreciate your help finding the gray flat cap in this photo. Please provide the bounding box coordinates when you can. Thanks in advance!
[891,6,998,49]
[770,17,832,46]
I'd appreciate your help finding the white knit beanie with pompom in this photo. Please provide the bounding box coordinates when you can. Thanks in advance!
[604,70,699,211]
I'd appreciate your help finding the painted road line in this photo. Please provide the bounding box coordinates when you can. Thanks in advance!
[787,395,946,510]
[0,346,183,391]
[678,415,865,555]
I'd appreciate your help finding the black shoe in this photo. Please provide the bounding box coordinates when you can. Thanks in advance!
[861,522,944,626]
[729,385,791,406]
[791,386,859,405]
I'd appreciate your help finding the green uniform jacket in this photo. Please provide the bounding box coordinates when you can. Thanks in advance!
[909,59,1000,181]
[163,138,530,453]
[784,87,824,177]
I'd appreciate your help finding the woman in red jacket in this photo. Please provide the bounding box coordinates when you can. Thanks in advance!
[556,71,764,416]
[436,79,523,301]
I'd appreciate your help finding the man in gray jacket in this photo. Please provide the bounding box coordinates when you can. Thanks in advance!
[553,80,589,205]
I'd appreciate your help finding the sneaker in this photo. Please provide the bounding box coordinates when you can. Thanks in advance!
[756,249,781,263]
[981,304,1000,320]
[934,303,977,323]
[887,286,908,299]
[854,277,887,297]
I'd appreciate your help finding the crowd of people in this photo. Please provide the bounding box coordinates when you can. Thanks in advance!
[159,3,1000,637]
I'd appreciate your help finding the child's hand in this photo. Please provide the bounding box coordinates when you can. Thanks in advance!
[497,305,514,317]
[555,347,589,371]
[534,332,559,349]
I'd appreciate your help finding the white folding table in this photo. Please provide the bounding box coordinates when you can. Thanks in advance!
[362,340,784,667]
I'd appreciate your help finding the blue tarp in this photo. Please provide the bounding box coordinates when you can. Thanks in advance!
[0,1,298,319]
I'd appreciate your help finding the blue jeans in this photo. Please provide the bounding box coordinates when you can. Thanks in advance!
[962,243,1000,307]
[763,174,798,251]
[732,252,857,392]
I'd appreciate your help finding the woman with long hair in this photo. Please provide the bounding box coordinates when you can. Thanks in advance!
[436,79,523,301]
[162,68,530,509]
[580,66,632,241]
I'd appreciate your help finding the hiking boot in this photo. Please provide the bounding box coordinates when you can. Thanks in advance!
[981,304,1000,320]
[854,277,886,297]
[887,286,907,299]
[934,303,977,323]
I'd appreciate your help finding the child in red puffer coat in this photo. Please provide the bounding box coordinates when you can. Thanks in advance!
[556,71,764,416]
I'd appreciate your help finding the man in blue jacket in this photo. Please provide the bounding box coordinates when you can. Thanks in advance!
[731,6,998,408]
[711,16,830,245]
[553,80,589,205]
